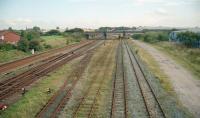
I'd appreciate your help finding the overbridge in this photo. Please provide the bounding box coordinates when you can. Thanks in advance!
[84,31,139,39]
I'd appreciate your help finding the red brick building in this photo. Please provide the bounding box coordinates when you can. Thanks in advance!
[0,31,21,44]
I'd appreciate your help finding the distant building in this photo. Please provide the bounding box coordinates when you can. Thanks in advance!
[0,31,21,44]
[169,28,200,48]
[169,28,200,42]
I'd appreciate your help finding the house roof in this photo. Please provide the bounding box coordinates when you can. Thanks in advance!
[0,30,20,43]
[0,30,20,36]
[0,31,8,36]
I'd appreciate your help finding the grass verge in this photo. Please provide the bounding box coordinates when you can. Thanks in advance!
[128,40,173,92]
[129,40,193,117]
[152,41,200,79]
[0,50,30,64]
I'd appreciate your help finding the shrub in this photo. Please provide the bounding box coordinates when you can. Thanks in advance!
[132,34,144,39]
[17,39,29,52]
[177,31,200,47]
[0,43,16,51]
[65,28,84,33]
[29,40,42,51]
[132,31,169,43]
[45,30,61,35]
[21,30,40,41]
[43,43,52,49]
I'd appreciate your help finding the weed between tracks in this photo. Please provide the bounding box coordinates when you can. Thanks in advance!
[59,40,117,118]
[0,56,83,118]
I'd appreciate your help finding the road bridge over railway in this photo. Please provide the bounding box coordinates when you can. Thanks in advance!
[84,31,139,39]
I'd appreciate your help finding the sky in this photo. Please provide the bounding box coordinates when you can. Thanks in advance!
[0,0,200,29]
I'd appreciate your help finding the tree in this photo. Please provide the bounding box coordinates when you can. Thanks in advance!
[29,40,42,51]
[132,34,143,39]
[103,31,107,39]
[8,27,13,31]
[123,31,126,38]
[20,28,40,41]
[158,34,165,41]
[20,30,26,37]
[46,29,61,35]
[17,39,29,52]
[33,26,41,32]
[65,28,84,33]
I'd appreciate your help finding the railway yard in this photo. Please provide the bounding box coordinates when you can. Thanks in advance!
[0,39,194,118]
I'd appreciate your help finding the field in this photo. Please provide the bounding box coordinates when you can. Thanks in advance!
[41,35,68,48]
[41,34,83,48]
[0,35,82,64]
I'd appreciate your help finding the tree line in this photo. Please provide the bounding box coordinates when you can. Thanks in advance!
[0,27,85,52]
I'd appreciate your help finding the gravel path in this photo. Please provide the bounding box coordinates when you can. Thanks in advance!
[133,40,200,118]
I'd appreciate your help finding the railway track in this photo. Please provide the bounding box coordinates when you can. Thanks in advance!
[72,41,114,118]
[124,40,166,118]
[0,40,90,74]
[36,50,94,118]
[0,41,98,100]
[110,40,128,118]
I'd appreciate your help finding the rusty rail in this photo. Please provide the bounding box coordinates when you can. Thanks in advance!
[124,40,166,118]
[110,40,128,118]
[0,41,96,100]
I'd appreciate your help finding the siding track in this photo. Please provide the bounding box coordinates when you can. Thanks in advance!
[110,40,128,118]
[0,41,98,100]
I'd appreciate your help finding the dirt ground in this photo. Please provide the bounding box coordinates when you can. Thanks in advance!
[133,40,200,117]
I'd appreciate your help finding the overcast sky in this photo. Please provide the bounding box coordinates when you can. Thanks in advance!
[0,0,200,29]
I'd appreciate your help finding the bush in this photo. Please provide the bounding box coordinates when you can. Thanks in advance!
[17,39,29,52]
[65,28,84,33]
[132,31,169,43]
[177,31,200,47]
[43,43,52,49]
[0,43,16,51]
[29,40,42,51]
[45,30,61,35]
[132,34,144,39]
[21,29,40,41]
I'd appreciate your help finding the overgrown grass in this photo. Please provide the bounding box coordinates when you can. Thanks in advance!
[0,57,82,118]
[132,31,169,43]
[41,35,68,48]
[0,34,84,64]
[41,34,84,48]
[129,40,173,92]
[0,50,30,64]
[153,41,200,79]
[87,40,117,117]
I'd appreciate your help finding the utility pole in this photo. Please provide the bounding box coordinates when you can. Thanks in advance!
[123,30,126,39]
[103,31,107,40]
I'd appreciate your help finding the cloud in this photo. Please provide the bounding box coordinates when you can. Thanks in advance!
[133,0,165,5]
[154,8,167,15]
[132,0,200,6]
[1,18,32,26]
